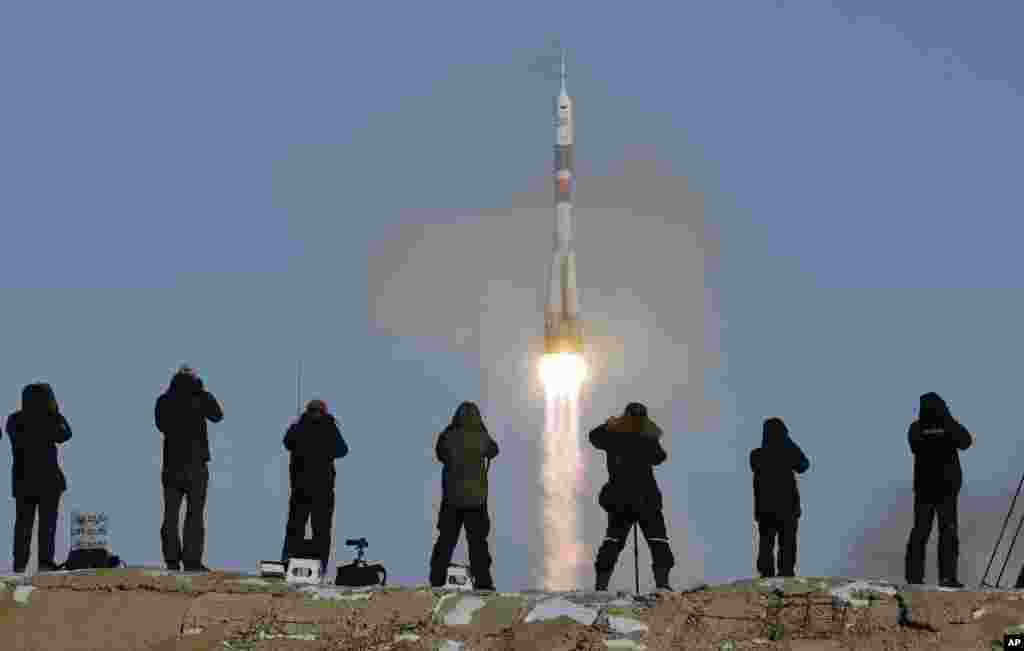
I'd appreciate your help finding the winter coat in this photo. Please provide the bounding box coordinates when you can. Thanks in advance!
[590,415,667,513]
[436,406,499,509]
[4,383,72,498]
[750,418,809,519]
[283,410,348,492]
[155,372,223,472]
[909,392,972,499]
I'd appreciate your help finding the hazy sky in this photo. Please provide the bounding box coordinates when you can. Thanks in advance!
[2,1,1023,591]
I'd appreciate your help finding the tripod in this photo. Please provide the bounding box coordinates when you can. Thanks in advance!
[633,523,639,593]
[981,471,1024,589]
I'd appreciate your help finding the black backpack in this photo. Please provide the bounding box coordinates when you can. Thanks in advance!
[335,560,386,587]
[60,548,123,571]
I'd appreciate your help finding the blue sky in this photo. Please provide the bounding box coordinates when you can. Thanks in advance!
[1,1,1023,590]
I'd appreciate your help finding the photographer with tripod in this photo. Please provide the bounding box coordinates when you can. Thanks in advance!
[590,402,674,593]
[281,399,348,577]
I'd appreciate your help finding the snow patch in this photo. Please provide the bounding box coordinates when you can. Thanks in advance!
[524,596,599,625]
[443,595,487,626]
[13,585,35,604]
[607,615,648,636]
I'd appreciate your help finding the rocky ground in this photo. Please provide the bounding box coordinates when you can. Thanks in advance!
[2,568,1024,650]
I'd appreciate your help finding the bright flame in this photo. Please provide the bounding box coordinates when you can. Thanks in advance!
[539,352,588,590]
[539,353,587,398]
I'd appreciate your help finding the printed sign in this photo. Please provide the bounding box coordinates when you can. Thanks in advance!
[70,511,109,551]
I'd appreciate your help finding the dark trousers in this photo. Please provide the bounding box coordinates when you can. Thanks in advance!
[905,492,959,583]
[595,507,675,574]
[281,487,335,572]
[756,512,798,577]
[429,502,494,588]
[13,493,60,571]
[161,464,209,566]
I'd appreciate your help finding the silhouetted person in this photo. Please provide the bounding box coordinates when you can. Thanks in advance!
[429,401,498,590]
[155,365,223,572]
[591,402,675,592]
[905,392,971,588]
[281,399,348,576]
[750,417,809,578]
[4,383,72,573]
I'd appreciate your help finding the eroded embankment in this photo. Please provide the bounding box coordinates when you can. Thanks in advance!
[3,570,1024,650]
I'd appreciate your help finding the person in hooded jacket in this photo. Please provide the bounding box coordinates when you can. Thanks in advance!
[750,417,809,578]
[590,402,675,592]
[905,392,972,588]
[155,365,223,572]
[281,399,348,576]
[4,383,72,573]
[429,402,499,590]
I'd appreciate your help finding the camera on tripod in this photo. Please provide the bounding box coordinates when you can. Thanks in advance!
[335,536,386,588]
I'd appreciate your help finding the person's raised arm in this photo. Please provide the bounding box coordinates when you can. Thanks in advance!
[203,391,223,423]
[333,421,348,459]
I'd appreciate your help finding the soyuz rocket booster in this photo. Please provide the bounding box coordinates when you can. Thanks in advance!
[544,50,583,355]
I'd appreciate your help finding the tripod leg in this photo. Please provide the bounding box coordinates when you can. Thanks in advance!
[983,472,1024,587]
[633,522,639,594]
[997,506,1024,587]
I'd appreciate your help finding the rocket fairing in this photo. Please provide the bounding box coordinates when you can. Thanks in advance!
[544,50,583,356]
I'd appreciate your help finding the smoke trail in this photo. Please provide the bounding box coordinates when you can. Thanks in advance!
[541,389,585,590]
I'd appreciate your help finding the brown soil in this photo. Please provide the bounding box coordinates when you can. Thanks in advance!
[2,570,1022,650]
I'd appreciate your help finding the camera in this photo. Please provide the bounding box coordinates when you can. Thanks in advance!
[336,536,386,588]
[345,538,369,563]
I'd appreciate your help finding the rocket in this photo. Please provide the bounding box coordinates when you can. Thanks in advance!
[544,49,583,355]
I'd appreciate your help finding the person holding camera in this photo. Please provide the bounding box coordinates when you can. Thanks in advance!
[5,383,72,573]
[155,364,223,572]
[750,417,809,578]
[590,402,675,592]
[429,401,498,590]
[905,391,972,588]
[281,399,348,577]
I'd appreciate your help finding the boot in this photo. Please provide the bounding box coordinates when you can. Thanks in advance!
[653,567,672,592]
[595,570,613,592]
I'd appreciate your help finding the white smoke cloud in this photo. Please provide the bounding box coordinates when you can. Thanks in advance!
[369,156,718,590]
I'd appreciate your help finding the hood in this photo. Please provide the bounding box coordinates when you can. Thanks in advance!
[762,417,788,447]
[624,402,648,418]
[451,401,486,432]
[607,409,663,439]
[169,371,202,394]
[302,399,331,422]
[919,392,948,424]
[21,383,50,414]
